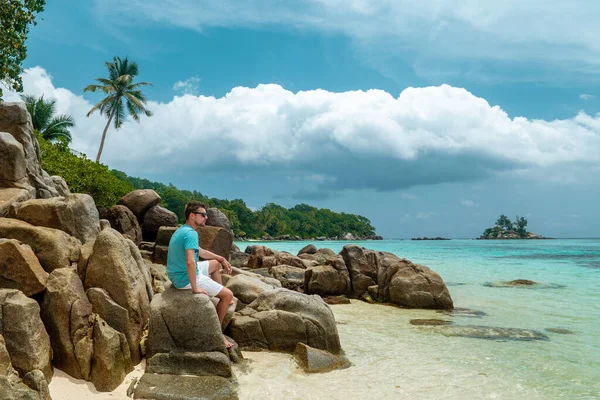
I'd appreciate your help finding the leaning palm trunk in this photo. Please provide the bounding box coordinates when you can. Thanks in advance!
[96,109,115,162]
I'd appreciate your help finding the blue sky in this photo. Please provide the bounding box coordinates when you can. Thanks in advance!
[7,0,600,238]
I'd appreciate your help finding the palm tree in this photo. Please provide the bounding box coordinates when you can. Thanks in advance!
[21,94,75,144]
[84,56,153,162]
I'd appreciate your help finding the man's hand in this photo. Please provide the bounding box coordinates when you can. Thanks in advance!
[220,258,232,274]
[192,288,208,295]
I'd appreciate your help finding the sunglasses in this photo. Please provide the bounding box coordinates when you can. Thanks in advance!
[193,211,208,217]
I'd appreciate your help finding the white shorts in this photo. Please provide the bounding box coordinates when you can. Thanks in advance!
[177,261,223,297]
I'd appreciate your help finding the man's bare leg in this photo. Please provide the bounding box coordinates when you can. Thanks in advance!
[208,260,235,304]
[215,287,234,348]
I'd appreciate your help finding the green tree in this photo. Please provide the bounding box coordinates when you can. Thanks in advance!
[0,0,45,99]
[21,94,74,143]
[514,215,528,237]
[495,214,513,231]
[84,56,153,162]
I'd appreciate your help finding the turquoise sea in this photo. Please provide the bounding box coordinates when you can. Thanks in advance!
[233,239,600,399]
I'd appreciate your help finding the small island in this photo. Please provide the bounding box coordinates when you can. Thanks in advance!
[411,237,450,241]
[479,214,546,239]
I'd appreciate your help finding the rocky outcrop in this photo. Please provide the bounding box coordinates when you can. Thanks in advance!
[196,226,234,261]
[0,218,81,272]
[0,239,48,296]
[7,194,99,244]
[227,288,341,354]
[84,228,151,364]
[0,290,52,381]
[295,343,351,373]
[142,205,177,242]
[269,265,305,290]
[341,245,453,310]
[229,251,250,269]
[132,373,238,400]
[0,102,62,198]
[117,189,161,222]
[0,334,50,400]
[90,316,133,392]
[298,244,317,255]
[0,188,31,217]
[98,204,142,245]
[225,274,280,306]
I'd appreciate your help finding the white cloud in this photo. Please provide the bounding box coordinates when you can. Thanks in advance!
[94,1,600,81]
[460,199,477,207]
[173,76,201,95]
[580,93,595,100]
[7,66,600,193]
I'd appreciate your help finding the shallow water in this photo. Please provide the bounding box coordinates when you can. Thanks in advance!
[233,239,600,399]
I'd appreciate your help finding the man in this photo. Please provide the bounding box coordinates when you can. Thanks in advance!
[167,201,234,348]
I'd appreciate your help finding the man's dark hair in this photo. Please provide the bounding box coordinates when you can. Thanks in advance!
[184,201,206,220]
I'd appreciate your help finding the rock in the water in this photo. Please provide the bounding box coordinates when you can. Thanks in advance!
[206,208,232,232]
[0,239,48,296]
[295,342,351,373]
[41,268,94,380]
[485,279,540,287]
[546,328,575,334]
[228,288,341,354]
[99,205,142,245]
[142,205,178,242]
[323,296,351,305]
[146,351,232,378]
[7,194,99,244]
[409,319,452,326]
[298,244,317,255]
[117,189,161,222]
[132,373,237,400]
[339,245,378,296]
[0,290,52,380]
[85,228,151,364]
[0,218,81,272]
[436,325,550,341]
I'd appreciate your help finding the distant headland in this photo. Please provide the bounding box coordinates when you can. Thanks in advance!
[478,214,547,239]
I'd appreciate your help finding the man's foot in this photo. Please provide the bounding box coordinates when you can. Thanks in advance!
[224,337,234,349]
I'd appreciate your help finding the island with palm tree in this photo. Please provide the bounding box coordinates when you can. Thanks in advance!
[479,214,547,239]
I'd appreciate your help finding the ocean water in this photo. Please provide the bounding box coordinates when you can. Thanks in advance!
[232,239,600,399]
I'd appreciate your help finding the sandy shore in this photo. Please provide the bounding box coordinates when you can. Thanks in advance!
[48,361,145,400]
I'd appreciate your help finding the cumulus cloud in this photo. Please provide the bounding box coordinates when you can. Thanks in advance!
[580,93,595,100]
[173,76,201,95]
[6,66,600,197]
[94,0,600,81]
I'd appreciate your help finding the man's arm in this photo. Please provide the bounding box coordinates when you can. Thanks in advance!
[198,248,232,274]
[186,249,207,294]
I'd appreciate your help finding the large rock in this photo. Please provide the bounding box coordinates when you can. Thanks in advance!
[155,226,177,247]
[0,218,81,272]
[117,189,161,222]
[142,205,178,242]
[0,132,29,190]
[275,252,307,269]
[0,290,52,380]
[225,274,279,305]
[269,265,306,290]
[205,208,232,232]
[298,244,317,255]
[0,188,31,217]
[245,245,275,269]
[0,334,45,400]
[41,268,94,380]
[341,245,453,309]
[304,255,351,296]
[229,251,250,269]
[196,225,234,260]
[145,351,231,378]
[84,228,151,364]
[90,316,133,392]
[8,194,100,244]
[0,102,60,198]
[147,286,226,357]
[227,289,341,354]
[98,205,142,245]
[0,239,48,296]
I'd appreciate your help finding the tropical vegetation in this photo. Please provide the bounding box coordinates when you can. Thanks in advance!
[0,0,45,99]
[38,137,377,239]
[482,214,529,238]
[21,94,74,143]
[84,56,152,162]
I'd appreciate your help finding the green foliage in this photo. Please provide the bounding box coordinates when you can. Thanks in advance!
[514,215,528,237]
[21,94,74,143]
[114,171,376,239]
[37,135,133,207]
[0,0,45,99]
[495,214,513,231]
[84,56,153,162]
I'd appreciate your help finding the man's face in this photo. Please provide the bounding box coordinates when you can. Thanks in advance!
[192,208,208,226]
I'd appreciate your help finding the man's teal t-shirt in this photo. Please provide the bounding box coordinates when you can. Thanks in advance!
[166,224,199,288]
